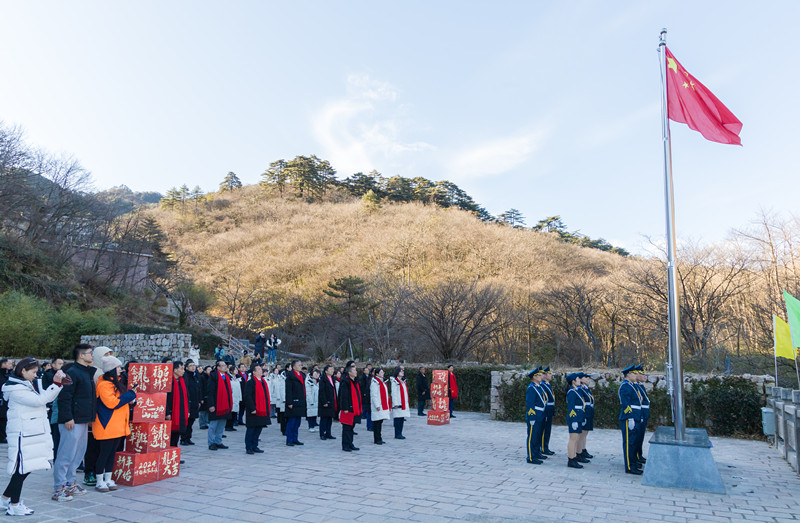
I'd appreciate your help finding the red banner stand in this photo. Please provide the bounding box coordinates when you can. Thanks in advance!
[427,369,451,425]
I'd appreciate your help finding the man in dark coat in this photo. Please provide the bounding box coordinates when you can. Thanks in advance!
[53,344,97,499]
[318,364,337,441]
[205,360,233,450]
[198,366,211,429]
[166,361,189,454]
[338,364,363,452]
[359,364,373,431]
[253,332,267,360]
[182,360,200,445]
[416,367,430,416]
[243,365,271,454]
[283,359,307,446]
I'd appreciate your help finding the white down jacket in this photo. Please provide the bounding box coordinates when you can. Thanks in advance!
[271,373,286,410]
[305,377,319,418]
[390,377,410,419]
[370,377,391,422]
[3,377,62,475]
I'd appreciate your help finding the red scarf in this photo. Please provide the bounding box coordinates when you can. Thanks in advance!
[397,378,407,410]
[215,372,232,415]
[449,371,459,399]
[254,376,270,417]
[351,378,362,416]
[375,377,389,410]
[171,376,188,432]
[293,371,306,396]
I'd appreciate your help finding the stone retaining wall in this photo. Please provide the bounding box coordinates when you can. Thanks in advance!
[80,334,192,363]
[490,369,775,420]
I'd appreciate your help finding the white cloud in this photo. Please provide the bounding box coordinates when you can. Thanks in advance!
[448,129,549,179]
[311,73,433,176]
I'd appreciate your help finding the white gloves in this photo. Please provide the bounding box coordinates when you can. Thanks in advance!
[628,418,635,430]
[571,422,578,430]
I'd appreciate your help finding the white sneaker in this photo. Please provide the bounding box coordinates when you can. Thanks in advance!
[51,487,73,502]
[6,502,34,516]
[104,472,117,491]
[95,478,109,493]
[309,427,318,432]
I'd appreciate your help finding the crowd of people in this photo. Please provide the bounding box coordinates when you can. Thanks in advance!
[0,345,453,516]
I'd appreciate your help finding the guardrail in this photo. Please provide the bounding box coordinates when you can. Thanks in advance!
[766,385,800,475]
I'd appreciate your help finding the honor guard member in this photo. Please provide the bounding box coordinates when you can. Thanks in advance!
[566,373,586,468]
[632,365,650,466]
[577,372,594,460]
[540,366,555,456]
[524,367,547,464]
[618,365,643,475]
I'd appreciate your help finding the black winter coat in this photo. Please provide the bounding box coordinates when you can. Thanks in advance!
[166,376,189,433]
[184,371,201,417]
[416,371,430,401]
[57,363,97,424]
[337,376,362,425]
[283,371,307,418]
[318,375,337,418]
[198,373,209,412]
[359,372,372,408]
[205,372,233,421]
[244,378,272,428]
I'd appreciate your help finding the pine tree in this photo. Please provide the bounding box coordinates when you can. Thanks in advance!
[219,171,243,192]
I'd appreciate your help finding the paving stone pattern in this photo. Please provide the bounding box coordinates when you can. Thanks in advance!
[6,412,799,522]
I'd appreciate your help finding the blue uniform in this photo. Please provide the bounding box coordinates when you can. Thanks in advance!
[618,379,643,472]
[540,380,555,453]
[566,386,585,434]
[579,384,594,431]
[633,381,650,462]
[525,382,546,461]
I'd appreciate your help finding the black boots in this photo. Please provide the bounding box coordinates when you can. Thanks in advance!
[580,449,593,459]
[567,457,584,469]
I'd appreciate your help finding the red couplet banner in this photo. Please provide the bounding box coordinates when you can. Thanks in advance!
[432,370,448,385]
[158,447,181,480]
[431,396,449,412]
[430,382,447,398]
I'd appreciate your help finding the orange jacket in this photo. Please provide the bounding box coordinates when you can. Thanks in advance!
[92,378,136,440]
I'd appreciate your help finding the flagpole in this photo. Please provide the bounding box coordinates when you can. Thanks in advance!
[659,28,686,441]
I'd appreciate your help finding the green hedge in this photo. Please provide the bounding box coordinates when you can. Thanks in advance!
[498,375,765,438]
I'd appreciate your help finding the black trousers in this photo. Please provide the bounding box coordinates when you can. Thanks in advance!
[3,463,28,504]
[84,430,99,474]
[278,408,287,435]
[51,423,61,459]
[342,423,354,450]
[96,437,123,476]
[417,400,425,415]
[170,431,181,447]
[245,426,263,450]
[393,417,405,437]
[183,416,196,442]
[319,416,333,439]
[373,419,383,443]
[0,417,7,443]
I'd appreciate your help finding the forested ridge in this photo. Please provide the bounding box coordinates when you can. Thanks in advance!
[1,122,798,383]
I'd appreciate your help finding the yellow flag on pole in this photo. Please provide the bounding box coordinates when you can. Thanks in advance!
[774,315,796,360]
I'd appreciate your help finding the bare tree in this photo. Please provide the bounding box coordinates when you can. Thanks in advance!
[408,279,508,361]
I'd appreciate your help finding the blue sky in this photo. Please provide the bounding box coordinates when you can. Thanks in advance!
[1,1,798,253]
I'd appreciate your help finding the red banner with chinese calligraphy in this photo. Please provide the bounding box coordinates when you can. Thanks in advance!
[427,369,450,425]
[113,451,160,486]
[157,447,181,480]
[127,363,172,393]
[131,393,167,423]
[126,421,171,454]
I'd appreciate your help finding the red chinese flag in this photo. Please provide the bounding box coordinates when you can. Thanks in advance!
[665,47,742,145]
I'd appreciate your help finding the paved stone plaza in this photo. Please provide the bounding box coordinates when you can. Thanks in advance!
[7,412,800,522]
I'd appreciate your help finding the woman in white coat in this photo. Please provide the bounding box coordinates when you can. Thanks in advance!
[2,357,67,516]
[228,368,243,431]
[390,367,410,440]
[370,368,391,445]
[305,370,319,432]
[273,366,287,435]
